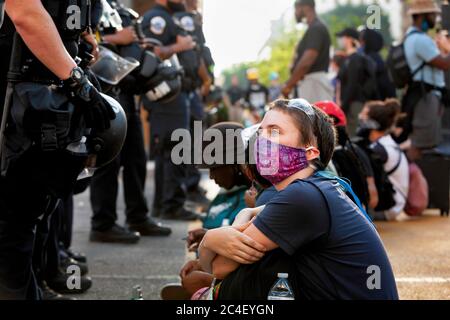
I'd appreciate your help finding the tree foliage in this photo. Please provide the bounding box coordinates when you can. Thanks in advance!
[221,4,393,88]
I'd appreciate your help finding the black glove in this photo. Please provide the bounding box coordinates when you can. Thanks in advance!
[63,67,116,131]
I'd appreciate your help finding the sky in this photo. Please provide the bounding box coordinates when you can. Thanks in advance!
[202,0,402,76]
[202,0,295,75]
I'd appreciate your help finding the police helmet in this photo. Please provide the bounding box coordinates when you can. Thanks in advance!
[85,93,127,169]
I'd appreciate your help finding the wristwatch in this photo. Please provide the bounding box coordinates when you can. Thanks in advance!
[63,66,85,87]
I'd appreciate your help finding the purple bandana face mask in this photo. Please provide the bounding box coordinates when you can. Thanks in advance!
[255,136,312,186]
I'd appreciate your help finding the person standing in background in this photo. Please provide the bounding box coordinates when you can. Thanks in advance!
[268,72,282,102]
[245,68,268,121]
[225,75,245,123]
[336,28,369,137]
[282,0,333,102]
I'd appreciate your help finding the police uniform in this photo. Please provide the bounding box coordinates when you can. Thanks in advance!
[33,0,104,296]
[90,0,152,232]
[141,5,191,218]
[173,9,211,194]
[0,0,93,299]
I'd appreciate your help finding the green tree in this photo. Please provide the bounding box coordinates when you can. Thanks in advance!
[222,29,301,88]
[320,4,392,48]
[222,3,393,88]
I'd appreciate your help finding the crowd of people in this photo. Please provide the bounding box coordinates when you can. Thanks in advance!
[0,0,449,301]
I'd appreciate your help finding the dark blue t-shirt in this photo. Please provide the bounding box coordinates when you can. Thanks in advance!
[253,176,398,300]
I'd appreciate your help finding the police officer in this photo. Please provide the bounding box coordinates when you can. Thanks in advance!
[0,0,115,299]
[141,0,200,221]
[89,0,172,245]
[174,0,212,206]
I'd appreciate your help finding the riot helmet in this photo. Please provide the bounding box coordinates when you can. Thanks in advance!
[85,93,127,169]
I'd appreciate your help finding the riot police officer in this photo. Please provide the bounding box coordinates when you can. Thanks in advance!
[89,0,172,244]
[0,0,115,299]
[174,0,213,206]
[141,0,200,221]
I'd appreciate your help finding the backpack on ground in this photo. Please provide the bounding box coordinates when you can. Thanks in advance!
[386,30,426,89]
[404,163,429,216]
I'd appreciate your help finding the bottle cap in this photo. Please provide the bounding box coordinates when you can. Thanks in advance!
[278,273,288,279]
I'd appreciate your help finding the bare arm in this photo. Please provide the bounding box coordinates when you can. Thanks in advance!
[198,58,212,97]
[198,222,266,278]
[154,35,195,60]
[6,0,76,80]
[212,224,278,280]
[367,177,379,210]
[428,55,450,71]
[283,49,319,96]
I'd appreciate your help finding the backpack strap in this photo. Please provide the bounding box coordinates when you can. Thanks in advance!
[404,30,427,77]
[314,171,374,224]
[386,148,403,176]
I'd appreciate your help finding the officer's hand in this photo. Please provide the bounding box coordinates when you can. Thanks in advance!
[82,32,100,63]
[65,73,116,131]
[177,35,196,52]
[110,26,138,46]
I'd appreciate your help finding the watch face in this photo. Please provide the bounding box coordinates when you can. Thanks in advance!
[73,68,83,81]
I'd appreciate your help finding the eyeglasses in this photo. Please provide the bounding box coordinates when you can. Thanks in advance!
[287,99,316,122]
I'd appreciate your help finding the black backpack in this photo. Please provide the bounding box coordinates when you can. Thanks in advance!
[354,140,398,212]
[361,53,379,100]
[386,30,426,89]
[332,142,370,208]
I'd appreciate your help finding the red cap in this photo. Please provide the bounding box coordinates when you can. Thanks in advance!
[314,101,347,127]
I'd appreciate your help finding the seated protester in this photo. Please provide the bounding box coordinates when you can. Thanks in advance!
[358,100,409,221]
[198,99,399,300]
[315,101,379,209]
[161,123,276,300]
[200,123,253,229]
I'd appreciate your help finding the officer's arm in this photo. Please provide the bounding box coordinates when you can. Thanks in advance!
[284,49,319,90]
[198,58,212,96]
[155,35,195,60]
[5,0,76,80]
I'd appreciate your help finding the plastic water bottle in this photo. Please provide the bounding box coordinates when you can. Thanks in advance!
[131,285,144,300]
[267,273,295,300]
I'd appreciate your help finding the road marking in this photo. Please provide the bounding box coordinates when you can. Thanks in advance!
[89,275,450,284]
[396,277,450,283]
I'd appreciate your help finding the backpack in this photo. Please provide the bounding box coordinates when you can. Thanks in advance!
[404,163,429,216]
[354,140,397,212]
[202,186,248,229]
[360,53,379,100]
[332,142,370,208]
[386,30,426,89]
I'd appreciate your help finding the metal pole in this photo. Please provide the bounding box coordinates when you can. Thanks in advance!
[0,32,23,174]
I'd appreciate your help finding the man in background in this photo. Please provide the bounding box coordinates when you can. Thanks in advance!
[282,0,333,102]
